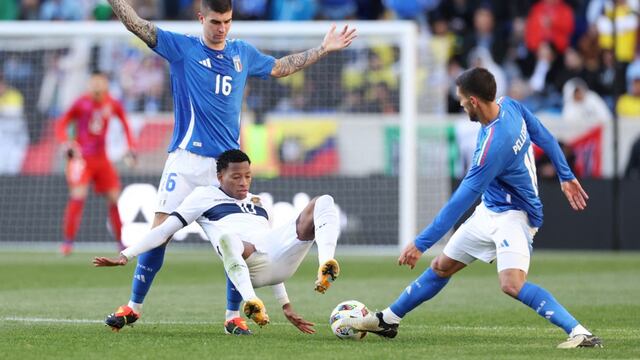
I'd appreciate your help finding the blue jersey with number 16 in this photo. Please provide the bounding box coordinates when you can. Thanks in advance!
[151,27,276,158]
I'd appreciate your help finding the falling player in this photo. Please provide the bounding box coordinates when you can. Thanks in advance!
[94,149,340,335]
[55,72,136,255]
[103,0,356,332]
[337,67,602,349]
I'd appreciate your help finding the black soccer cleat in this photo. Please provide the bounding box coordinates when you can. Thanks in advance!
[368,312,399,339]
[105,305,140,332]
[557,334,603,349]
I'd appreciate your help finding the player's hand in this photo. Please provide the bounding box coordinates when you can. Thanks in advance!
[93,254,128,267]
[64,141,80,160]
[124,151,137,168]
[282,303,315,334]
[561,178,589,211]
[321,24,357,52]
[398,242,423,269]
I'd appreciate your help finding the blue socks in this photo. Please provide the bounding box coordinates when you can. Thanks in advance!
[516,282,579,334]
[131,245,167,304]
[226,275,242,311]
[389,268,450,318]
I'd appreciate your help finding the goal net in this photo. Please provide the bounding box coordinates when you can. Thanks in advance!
[0,21,449,251]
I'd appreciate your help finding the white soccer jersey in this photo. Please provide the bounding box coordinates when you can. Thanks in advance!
[171,185,270,238]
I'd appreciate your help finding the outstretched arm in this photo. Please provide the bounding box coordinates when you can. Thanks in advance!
[270,283,315,333]
[93,216,184,267]
[107,0,157,47]
[270,24,357,78]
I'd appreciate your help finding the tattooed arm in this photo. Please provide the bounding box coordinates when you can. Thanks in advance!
[107,0,157,47]
[271,24,357,78]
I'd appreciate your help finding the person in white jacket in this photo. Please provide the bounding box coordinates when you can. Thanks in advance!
[562,78,612,123]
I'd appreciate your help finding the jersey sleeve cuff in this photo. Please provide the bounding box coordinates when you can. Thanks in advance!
[170,212,188,227]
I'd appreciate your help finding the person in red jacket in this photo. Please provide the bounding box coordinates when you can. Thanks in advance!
[55,72,136,256]
[524,0,575,54]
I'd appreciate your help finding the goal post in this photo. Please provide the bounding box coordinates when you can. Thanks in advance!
[0,20,431,251]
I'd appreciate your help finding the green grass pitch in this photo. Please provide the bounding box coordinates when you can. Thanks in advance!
[1,249,639,359]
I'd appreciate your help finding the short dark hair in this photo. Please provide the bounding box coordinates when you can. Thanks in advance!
[201,0,233,13]
[455,67,496,102]
[217,149,250,173]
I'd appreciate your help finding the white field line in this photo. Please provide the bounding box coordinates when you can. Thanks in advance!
[3,317,638,335]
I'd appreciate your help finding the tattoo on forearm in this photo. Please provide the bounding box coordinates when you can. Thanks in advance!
[107,0,157,47]
[272,46,327,77]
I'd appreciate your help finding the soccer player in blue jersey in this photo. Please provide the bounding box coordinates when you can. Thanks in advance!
[338,67,602,349]
[103,0,356,333]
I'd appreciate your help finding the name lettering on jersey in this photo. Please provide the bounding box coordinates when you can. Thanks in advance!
[233,55,242,72]
[199,58,212,69]
[512,119,528,155]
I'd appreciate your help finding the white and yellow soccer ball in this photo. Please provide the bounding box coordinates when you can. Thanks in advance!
[329,300,369,340]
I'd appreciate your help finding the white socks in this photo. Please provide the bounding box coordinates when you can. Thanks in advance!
[314,195,339,264]
[382,308,402,325]
[225,310,240,321]
[127,301,143,314]
[569,324,592,337]
[218,234,257,301]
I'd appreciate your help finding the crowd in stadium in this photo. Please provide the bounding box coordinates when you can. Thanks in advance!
[1,0,639,175]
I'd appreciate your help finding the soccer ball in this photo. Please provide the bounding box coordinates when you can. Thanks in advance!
[329,300,369,340]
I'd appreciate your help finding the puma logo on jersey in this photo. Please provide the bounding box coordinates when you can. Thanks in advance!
[198,58,212,69]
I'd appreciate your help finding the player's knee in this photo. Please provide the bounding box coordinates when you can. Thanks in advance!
[499,281,522,298]
[430,257,451,277]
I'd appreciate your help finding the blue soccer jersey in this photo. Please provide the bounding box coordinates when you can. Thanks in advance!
[151,27,276,157]
[414,97,574,251]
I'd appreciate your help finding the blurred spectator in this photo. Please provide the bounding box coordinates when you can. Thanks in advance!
[271,0,317,21]
[18,0,40,20]
[596,0,638,65]
[467,47,507,98]
[0,0,19,20]
[355,0,385,20]
[596,49,619,109]
[524,0,575,54]
[562,77,613,123]
[162,0,195,20]
[624,135,640,179]
[119,54,164,113]
[38,38,91,119]
[233,0,269,20]
[39,0,84,21]
[537,141,576,179]
[553,47,587,91]
[383,0,440,21]
[460,5,507,67]
[432,0,474,37]
[616,71,640,116]
[524,42,564,112]
[93,1,114,20]
[0,75,28,174]
[317,0,358,20]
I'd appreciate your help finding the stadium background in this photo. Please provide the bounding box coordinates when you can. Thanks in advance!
[0,0,639,251]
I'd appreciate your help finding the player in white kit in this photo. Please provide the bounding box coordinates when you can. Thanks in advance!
[94,149,340,335]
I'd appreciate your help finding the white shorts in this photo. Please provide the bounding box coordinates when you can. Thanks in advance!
[443,203,538,273]
[156,149,218,214]
[206,219,313,288]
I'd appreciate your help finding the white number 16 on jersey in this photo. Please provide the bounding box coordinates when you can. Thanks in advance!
[215,74,232,96]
